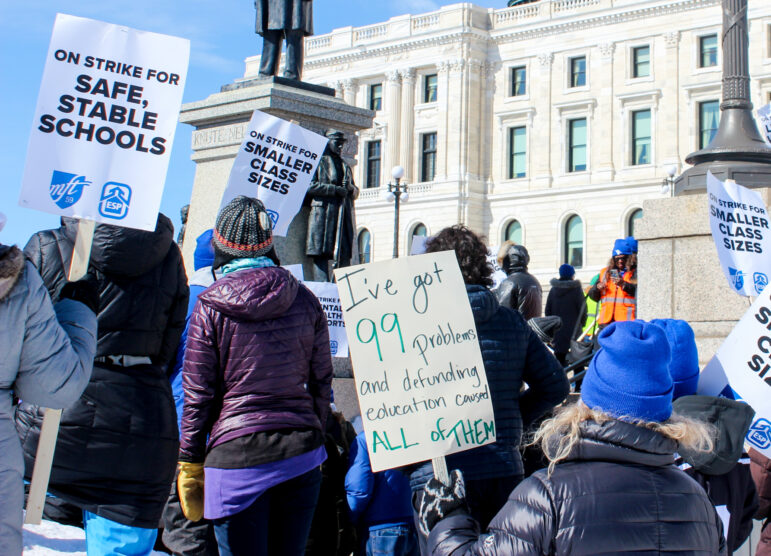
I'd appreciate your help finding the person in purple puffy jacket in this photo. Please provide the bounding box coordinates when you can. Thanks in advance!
[177,196,333,556]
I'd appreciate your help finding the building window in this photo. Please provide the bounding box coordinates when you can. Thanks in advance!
[564,215,584,268]
[421,132,437,182]
[369,84,382,111]
[568,118,587,172]
[504,220,522,244]
[699,100,720,149]
[424,74,438,103]
[631,109,652,165]
[408,223,428,253]
[365,140,381,188]
[699,34,718,68]
[627,209,643,237]
[508,127,527,179]
[358,229,371,263]
[510,66,526,96]
[632,46,650,78]
[569,56,586,87]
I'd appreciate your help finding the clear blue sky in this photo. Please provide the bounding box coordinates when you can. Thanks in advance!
[0,1,500,247]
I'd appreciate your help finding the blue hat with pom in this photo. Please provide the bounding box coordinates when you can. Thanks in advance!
[650,319,699,400]
[612,238,633,257]
[581,321,674,422]
[625,236,638,254]
[559,264,575,279]
[194,229,215,271]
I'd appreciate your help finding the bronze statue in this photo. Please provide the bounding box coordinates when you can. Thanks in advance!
[254,0,313,81]
[305,130,358,282]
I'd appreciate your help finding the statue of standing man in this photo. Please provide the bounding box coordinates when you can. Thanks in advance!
[306,130,358,282]
[254,0,313,81]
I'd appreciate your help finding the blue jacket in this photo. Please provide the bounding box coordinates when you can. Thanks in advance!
[346,432,413,529]
[410,285,569,489]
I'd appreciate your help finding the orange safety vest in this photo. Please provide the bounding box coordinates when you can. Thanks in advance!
[597,267,637,325]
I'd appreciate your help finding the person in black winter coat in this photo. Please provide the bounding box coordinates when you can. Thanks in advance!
[544,264,585,366]
[494,242,542,320]
[15,214,188,553]
[419,320,726,555]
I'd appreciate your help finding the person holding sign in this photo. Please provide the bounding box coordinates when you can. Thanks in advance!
[409,226,568,552]
[16,214,188,554]
[587,238,637,327]
[178,197,332,556]
[420,321,725,555]
[0,222,97,556]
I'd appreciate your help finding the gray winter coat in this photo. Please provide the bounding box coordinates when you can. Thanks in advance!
[0,245,96,556]
[254,0,313,35]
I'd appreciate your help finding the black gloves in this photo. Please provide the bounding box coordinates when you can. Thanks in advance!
[418,469,468,537]
[59,274,99,314]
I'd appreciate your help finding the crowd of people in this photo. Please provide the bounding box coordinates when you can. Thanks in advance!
[1,201,770,556]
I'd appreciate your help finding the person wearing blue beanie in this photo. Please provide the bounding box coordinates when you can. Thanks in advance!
[587,240,638,326]
[650,319,699,400]
[558,264,574,279]
[625,235,639,255]
[194,229,215,271]
[581,320,673,422]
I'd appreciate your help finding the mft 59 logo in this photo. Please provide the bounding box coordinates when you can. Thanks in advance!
[49,171,91,209]
[99,182,132,220]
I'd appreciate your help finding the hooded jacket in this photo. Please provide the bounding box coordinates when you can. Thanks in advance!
[750,448,771,556]
[494,245,542,320]
[673,396,757,555]
[428,419,726,555]
[15,215,188,528]
[545,278,586,355]
[0,246,96,555]
[179,266,333,463]
[409,285,568,489]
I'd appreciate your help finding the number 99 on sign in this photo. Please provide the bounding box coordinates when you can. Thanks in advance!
[356,313,405,361]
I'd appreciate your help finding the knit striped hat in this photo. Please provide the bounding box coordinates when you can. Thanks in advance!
[213,196,273,261]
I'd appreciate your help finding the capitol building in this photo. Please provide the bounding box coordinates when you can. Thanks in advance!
[238,0,771,283]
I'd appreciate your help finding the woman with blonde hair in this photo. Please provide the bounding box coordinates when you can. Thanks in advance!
[418,320,726,555]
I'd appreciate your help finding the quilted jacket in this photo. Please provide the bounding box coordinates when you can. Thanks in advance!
[179,266,333,463]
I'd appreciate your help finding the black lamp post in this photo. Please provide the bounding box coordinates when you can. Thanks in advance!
[676,0,771,193]
[384,165,408,258]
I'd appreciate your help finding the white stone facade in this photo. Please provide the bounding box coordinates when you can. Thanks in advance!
[239,0,771,285]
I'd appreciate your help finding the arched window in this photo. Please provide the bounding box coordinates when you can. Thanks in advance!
[503,219,522,244]
[408,223,428,253]
[358,229,371,264]
[627,208,643,237]
[564,214,584,268]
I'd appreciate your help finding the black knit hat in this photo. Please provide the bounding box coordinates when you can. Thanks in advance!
[212,196,273,266]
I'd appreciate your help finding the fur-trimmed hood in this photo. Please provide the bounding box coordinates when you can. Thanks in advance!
[0,245,24,301]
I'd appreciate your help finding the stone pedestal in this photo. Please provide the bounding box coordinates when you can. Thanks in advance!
[179,79,375,271]
[637,190,771,365]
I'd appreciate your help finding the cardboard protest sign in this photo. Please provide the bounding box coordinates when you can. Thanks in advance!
[334,251,496,472]
[758,103,771,145]
[707,172,771,296]
[303,281,349,358]
[220,110,328,236]
[696,287,771,458]
[19,13,189,231]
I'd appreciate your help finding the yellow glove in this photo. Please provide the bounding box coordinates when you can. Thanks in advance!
[177,462,205,522]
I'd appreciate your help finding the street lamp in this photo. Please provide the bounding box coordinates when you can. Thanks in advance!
[660,164,677,196]
[382,165,409,258]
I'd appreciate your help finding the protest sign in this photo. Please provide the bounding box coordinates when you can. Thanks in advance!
[334,251,495,472]
[303,281,349,358]
[19,13,189,231]
[758,103,771,145]
[220,110,328,236]
[284,263,304,282]
[707,172,771,296]
[487,246,507,289]
[696,286,771,458]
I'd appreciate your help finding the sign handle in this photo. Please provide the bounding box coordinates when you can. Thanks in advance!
[25,219,95,524]
[432,456,450,486]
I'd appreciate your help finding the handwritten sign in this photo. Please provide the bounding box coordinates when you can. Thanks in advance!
[708,172,771,296]
[303,281,349,358]
[19,14,189,231]
[220,110,328,236]
[486,246,507,289]
[334,251,495,472]
[758,103,771,145]
[697,286,771,458]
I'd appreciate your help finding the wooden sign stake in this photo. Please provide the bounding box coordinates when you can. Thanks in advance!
[432,456,450,486]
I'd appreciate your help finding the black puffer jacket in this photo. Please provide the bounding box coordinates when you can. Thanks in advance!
[495,245,542,320]
[15,214,188,528]
[545,278,585,355]
[428,419,726,555]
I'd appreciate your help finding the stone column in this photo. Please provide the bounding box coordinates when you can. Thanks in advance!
[480,62,498,192]
[399,68,416,182]
[384,69,402,176]
[446,58,466,182]
[342,78,358,106]
[328,80,344,99]
[661,31,681,173]
[594,42,615,182]
[533,52,554,188]
[437,61,451,181]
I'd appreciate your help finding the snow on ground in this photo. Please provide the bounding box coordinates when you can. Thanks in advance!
[23,520,166,555]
